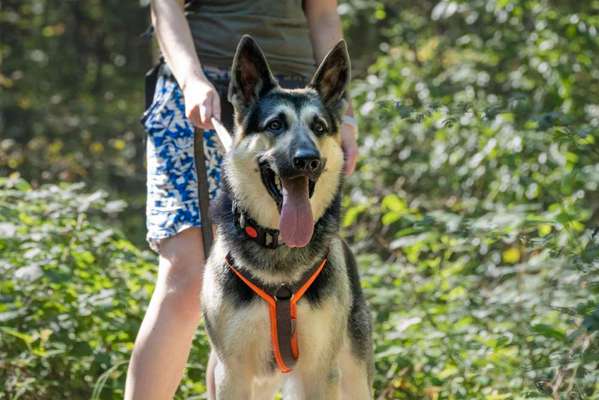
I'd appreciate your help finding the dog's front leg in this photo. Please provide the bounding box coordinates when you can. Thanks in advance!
[285,365,341,400]
[212,356,254,400]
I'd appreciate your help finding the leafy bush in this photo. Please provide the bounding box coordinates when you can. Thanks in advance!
[342,0,599,398]
[0,177,210,399]
[0,0,151,245]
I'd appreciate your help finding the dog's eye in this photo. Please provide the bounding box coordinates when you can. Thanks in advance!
[313,121,327,135]
[266,119,283,133]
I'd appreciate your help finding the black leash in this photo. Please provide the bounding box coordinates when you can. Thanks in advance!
[194,129,214,259]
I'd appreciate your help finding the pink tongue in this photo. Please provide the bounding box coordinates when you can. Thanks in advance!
[279,176,314,248]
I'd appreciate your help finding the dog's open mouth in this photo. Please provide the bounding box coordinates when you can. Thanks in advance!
[259,161,318,247]
[259,161,316,208]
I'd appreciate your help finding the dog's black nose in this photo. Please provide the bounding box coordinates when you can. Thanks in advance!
[293,149,321,173]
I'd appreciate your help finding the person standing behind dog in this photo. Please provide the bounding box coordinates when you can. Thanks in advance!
[125,0,359,398]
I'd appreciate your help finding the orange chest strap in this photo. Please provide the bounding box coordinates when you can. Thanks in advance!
[224,253,328,373]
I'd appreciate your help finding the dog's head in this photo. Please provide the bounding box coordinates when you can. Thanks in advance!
[225,35,350,248]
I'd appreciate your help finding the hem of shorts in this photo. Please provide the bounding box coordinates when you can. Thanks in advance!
[146,222,203,253]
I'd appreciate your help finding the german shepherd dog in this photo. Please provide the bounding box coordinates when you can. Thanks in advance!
[202,35,373,400]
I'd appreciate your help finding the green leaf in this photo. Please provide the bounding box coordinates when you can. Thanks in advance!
[531,324,566,341]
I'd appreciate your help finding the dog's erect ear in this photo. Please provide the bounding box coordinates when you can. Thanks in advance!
[228,35,278,112]
[308,40,351,115]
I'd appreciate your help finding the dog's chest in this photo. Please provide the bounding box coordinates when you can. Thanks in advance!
[202,240,350,373]
[203,274,343,372]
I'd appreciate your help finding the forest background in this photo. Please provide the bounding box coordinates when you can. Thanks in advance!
[1,0,598,398]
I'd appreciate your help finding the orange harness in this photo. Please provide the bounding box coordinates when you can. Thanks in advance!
[225,253,328,373]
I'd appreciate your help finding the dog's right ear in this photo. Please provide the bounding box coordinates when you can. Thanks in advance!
[228,35,278,112]
[308,40,351,117]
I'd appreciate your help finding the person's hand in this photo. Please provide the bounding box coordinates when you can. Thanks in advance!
[340,121,358,175]
[182,74,221,130]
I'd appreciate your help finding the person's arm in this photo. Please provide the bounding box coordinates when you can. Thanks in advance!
[304,0,358,175]
[151,0,220,128]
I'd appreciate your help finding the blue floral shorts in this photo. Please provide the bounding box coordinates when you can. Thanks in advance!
[142,64,224,251]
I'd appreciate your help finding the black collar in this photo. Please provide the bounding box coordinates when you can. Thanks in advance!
[232,202,282,249]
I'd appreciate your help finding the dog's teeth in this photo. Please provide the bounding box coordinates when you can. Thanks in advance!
[275,176,282,191]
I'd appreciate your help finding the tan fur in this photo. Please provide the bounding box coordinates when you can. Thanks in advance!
[310,136,343,221]
[225,134,280,229]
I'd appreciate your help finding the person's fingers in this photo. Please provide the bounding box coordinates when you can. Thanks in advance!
[201,91,219,130]
[212,93,221,123]
[199,101,210,126]
[340,123,358,176]
[344,145,358,175]
[185,87,220,129]
[187,105,201,127]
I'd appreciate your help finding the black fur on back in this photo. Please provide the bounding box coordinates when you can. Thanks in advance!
[342,240,374,380]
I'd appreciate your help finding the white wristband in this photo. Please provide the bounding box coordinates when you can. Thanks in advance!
[342,115,357,129]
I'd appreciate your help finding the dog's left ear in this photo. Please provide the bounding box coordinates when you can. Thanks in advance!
[229,35,278,112]
[309,40,351,116]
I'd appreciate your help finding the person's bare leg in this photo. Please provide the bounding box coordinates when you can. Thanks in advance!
[125,227,205,400]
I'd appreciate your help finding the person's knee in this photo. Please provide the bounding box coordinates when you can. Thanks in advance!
[156,228,206,318]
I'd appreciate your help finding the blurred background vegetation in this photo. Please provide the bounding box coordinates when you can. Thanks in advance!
[1,0,598,398]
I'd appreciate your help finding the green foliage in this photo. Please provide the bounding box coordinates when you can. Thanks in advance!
[1,0,599,398]
[0,177,210,399]
[341,0,599,398]
[0,0,152,245]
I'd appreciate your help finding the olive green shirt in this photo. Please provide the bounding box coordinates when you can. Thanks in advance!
[185,0,316,79]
